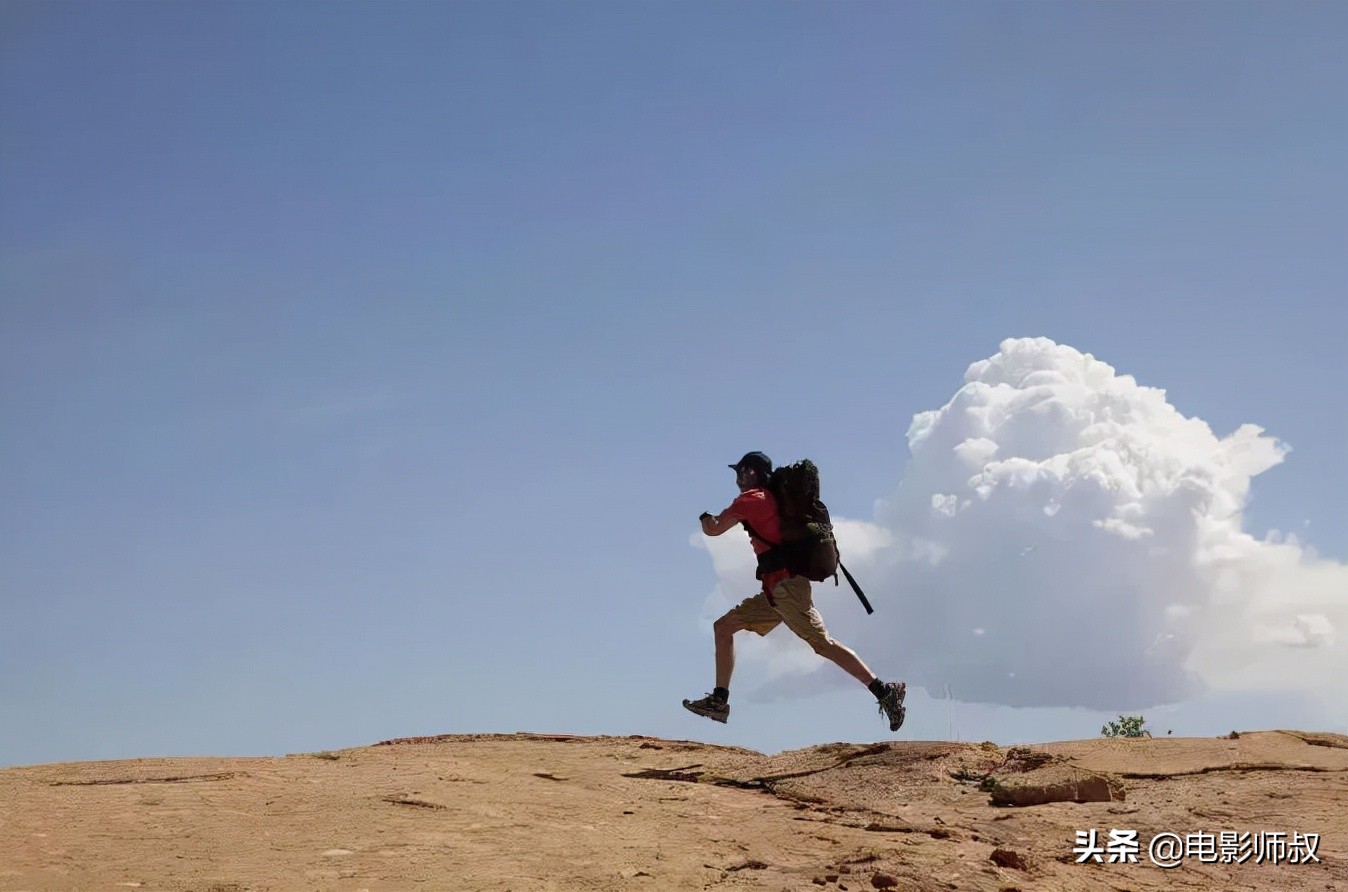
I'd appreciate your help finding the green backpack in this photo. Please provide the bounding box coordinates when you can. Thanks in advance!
[745,459,874,614]
[768,459,839,582]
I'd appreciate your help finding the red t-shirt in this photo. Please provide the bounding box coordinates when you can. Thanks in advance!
[727,488,781,552]
[726,488,791,593]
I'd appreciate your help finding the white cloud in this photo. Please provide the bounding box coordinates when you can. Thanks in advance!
[696,337,1348,726]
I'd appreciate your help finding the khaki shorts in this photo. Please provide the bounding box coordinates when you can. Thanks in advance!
[728,576,833,650]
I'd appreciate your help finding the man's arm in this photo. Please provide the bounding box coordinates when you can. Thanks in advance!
[699,508,741,537]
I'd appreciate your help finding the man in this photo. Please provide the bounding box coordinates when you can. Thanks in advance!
[683,451,907,731]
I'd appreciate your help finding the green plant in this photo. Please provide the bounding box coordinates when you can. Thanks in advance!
[1101,714,1148,738]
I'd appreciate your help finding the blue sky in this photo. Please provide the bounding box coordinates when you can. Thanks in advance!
[2,1,1345,768]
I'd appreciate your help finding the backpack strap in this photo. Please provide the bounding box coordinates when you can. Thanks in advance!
[739,520,787,606]
[739,520,777,549]
[837,559,874,615]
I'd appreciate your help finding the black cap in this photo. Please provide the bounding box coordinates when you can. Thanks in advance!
[729,451,773,477]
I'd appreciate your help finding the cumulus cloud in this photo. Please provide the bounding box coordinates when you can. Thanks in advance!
[697,337,1348,722]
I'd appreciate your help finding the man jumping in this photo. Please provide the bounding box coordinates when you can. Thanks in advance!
[683,451,907,731]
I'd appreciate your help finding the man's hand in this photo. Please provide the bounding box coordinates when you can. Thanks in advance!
[700,509,738,537]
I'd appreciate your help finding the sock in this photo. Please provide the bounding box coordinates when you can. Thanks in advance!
[712,687,730,703]
[868,678,887,700]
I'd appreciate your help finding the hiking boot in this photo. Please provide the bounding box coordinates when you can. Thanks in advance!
[877,681,907,732]
[682,692,729,724]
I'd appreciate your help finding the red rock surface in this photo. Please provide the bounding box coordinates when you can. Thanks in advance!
[2,730,1345,890]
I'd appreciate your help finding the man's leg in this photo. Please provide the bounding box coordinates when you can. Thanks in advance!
[773,577,908,731]
[685,594,779,723]
[811,636,908,731]
[713,610,750,690]
[811,637,878,686]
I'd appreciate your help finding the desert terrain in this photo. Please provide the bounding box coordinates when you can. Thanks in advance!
[2,729,1345,891]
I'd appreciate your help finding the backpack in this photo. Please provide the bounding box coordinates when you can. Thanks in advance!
[765,459,839,583]
[742,458,874,614]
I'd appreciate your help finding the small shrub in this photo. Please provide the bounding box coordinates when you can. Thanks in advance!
[1101,714,1147,738]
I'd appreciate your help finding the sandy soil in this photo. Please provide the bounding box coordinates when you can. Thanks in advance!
[2,729,1345,891]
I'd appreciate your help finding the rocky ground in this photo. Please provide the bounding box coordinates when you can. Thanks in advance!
[2,729,1345,891]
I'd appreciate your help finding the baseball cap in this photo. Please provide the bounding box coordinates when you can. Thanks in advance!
[728,451,773,476]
